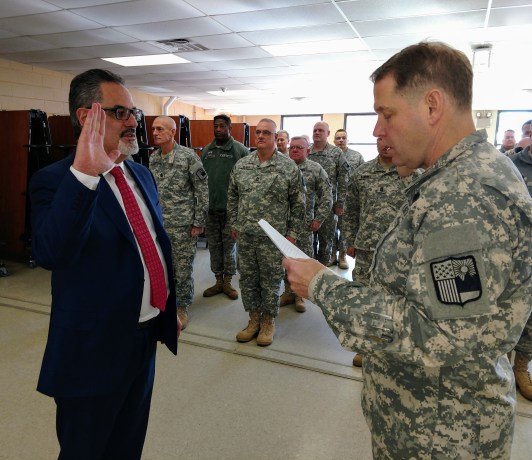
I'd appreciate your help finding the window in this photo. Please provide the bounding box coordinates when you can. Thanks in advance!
[495,110,532,147]
[344,113,378,161]
[281,114,322,141]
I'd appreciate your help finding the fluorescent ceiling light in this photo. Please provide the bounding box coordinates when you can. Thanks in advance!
[261,38,364,57]
[102,54,189,66]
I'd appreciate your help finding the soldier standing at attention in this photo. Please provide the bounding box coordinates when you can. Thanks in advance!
[308,121,350,266]
[279,135,332,312]
[201,114,248,300]
[284,42,532,458]
[331,128,364,269]
[150,116,208,329]
[343,137,419,367]
[276,129,290,154]
[508,134,532,401]
[227,119,305,346]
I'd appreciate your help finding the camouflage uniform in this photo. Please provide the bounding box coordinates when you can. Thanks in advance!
[335,148,364,253]
[308,131,532,459]
[509,146,532,360]
[201,136,248,277]
[227,151,305,317]
[295,158,333,256]
[149,142,208,309]
[308,142,350,264]
[343,159,419,286]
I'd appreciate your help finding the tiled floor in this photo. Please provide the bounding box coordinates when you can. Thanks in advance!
[1,249,531,459]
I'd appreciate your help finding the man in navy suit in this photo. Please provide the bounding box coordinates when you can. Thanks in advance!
[30,69,178,459]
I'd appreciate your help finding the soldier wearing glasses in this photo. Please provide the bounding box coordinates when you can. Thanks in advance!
[149,116,208,330]
[279,136,332,312]
[227,119,305,346]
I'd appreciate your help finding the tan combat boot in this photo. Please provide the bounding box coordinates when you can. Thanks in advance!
[352,353,363,367]
[279,283,295,307]
[294,296,306,313]
[203,274,223,297]
[514,351,532,401]
[236,311,261,343]
[327,252,338,267]
[223,275,239,300]
[257,313,275,346]
[177,307,188,330]
[338,250,349,269]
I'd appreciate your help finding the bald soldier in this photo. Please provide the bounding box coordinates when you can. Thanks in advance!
[150,116,208,329]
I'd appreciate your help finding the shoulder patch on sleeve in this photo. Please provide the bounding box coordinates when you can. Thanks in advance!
[421,223,492,320]
[190,161,208,180]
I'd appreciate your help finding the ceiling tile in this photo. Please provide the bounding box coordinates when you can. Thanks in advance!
[114,17,231,41]
[0,10,104,36]
[184,0,327,15]
[71,0,203,26]
[212,3,343,32]
[0,0,61,17]
[187,33,255,50]
[35,28,137,48]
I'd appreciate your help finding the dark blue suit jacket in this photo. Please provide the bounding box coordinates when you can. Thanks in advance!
[30,155,178,398]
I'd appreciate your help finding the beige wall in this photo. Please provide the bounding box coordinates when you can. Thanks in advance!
[0,58,206,119]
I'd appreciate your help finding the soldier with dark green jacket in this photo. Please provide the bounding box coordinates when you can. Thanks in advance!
[201,114,248,300]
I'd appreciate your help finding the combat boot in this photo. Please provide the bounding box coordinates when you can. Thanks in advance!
[327,252,338,267]
[294,296,306,313]
[338,250,349,269]
[257,312,275,346]
[514,351,532,401]
[279,283,295,307]
[223,275,239,300]
[203,275,223,297]
[177,307,188,330]
[352,353,363,367]
[236,311,261,343]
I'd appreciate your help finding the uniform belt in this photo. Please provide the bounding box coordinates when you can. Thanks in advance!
[138,315,159,329]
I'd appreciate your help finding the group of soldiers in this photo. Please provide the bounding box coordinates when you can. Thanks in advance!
[147,115,419,356]
[147,112,532,396]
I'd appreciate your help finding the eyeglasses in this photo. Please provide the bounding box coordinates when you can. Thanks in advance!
[102,106,143,121]
[289,145,307,150]
[255,130,274,136]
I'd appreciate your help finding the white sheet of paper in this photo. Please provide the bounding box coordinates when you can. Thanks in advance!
[258,219,310,259]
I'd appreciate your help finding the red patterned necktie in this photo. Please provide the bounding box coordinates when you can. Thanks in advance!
[110,166,167,311]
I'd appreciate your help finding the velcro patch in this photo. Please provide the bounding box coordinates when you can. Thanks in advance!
[430,256,482,307]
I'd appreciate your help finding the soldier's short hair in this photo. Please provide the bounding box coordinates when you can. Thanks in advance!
[370,41,473,112]
[213,114,232,126]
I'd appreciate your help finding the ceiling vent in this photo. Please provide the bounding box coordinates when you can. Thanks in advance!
[155,38,208,52]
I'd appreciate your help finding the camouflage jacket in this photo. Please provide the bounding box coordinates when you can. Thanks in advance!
[298,158,333,228]
[341,148,364,176]
[343,159,419,251]
[227,150,305,240]
[309,130,532,458]
[309,142,350,208]
[149,142,208,228]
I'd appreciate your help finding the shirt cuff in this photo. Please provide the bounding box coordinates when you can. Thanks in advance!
[70,165,100,190]
[308,267,331,303]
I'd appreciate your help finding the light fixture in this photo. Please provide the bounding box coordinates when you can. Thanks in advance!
[471,43,492,71]
[102,54,189,67]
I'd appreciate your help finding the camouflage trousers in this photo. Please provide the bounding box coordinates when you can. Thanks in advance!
[331,215,346,254]
[205,209,236,276]
[515,313,532,359]
[352,249,373,287]
[167,226,197,309]
[237,233,283,317]
[314,211,337,265]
